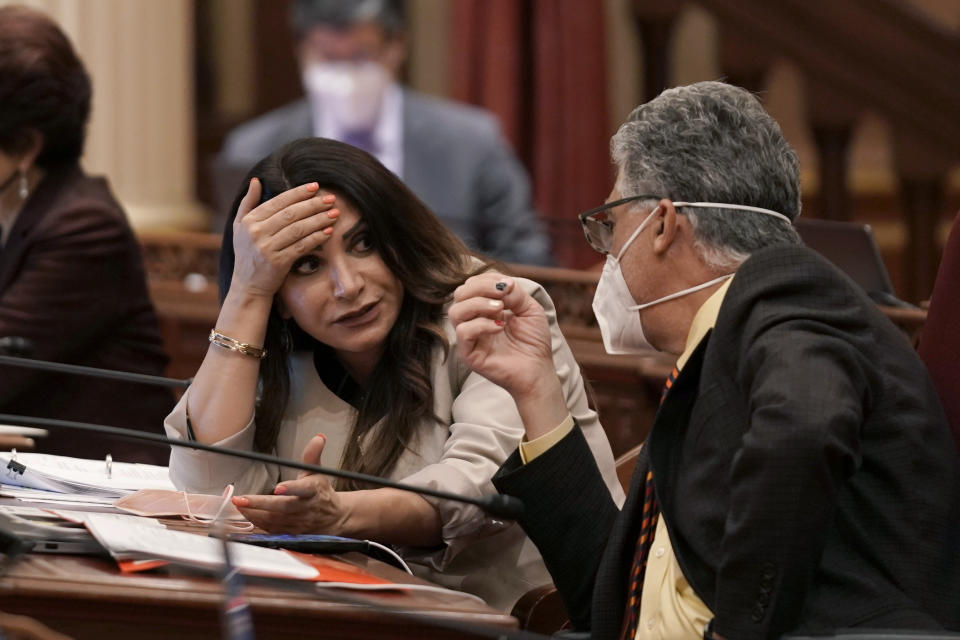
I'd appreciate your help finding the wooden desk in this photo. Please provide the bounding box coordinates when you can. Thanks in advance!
[0,552,516,639]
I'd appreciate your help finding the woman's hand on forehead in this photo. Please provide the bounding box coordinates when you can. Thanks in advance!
[229,178,342,299]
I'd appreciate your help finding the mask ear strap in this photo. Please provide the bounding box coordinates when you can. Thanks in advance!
[672,201,794,225]
[616,205,661,261]
[181,484,254,531]
[628,273,734,312]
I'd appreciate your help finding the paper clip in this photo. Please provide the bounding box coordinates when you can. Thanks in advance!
[105,454,112,480]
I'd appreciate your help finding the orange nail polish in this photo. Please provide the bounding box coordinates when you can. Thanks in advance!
[322,194,336,203]
[306,182,319,192]
[323,227,334,235]
[327,209,340,218]
[274,485,287,495]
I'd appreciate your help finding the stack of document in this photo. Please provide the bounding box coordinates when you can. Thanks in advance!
[0,452,175,500]
[55,510,394,586]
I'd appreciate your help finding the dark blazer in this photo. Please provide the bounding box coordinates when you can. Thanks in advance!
[495,245,960,640]
[218,89,553,266]
[0,164,174,464]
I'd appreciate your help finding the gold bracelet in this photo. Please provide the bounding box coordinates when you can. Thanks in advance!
[208,329,267,360]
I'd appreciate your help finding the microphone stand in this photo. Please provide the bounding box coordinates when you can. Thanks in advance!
[0,354,191,389]
[0,353,522,516]
[0,413,548,640]
[213,519,255,640]
[0,353,556,638]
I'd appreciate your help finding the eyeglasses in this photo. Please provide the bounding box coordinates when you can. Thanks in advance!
[578,195,662,254]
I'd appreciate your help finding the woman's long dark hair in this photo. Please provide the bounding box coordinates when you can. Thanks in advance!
[220,138,484,489]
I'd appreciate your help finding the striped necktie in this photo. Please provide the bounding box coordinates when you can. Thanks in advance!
[620,366,678,639]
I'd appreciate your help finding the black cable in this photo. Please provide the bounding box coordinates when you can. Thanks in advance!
[0,354,191,389]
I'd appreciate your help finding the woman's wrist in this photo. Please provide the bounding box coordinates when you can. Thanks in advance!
[327,490,361,537]
[214,288,274,344]
[331,489,442,547]
[222,285,275,313]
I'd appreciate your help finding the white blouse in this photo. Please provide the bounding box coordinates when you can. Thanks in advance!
[165,276,625,611]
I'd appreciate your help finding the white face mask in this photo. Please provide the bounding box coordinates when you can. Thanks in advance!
[592,201,794,354]
[302,61,389,133]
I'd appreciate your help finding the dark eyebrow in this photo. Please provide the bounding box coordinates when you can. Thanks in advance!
[341,220,366,242]
[312,220,366,253]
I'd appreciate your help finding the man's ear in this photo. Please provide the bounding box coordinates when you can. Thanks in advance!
[652,199,679,255]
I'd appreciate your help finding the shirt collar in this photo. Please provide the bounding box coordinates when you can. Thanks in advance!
[676,276,734,371]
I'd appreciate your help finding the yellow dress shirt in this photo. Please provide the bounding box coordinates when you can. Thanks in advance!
[636,277,731,640]
[520,277,734,640]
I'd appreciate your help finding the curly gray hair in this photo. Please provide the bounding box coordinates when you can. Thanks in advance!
[611,81,802,270]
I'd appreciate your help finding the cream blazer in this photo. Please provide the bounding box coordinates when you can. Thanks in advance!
[165,277,624,611]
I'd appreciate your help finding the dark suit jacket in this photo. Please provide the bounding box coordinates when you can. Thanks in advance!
[494,245,960,640]
[0,164,174,464]
[218,89,552,265]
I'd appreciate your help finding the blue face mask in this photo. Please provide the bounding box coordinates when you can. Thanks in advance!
[592,201,794,354]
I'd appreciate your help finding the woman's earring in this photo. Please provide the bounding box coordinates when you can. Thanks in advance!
[18,171,28,200]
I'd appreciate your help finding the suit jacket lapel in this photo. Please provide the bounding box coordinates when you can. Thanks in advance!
[591,446,650,639]
[648,334,709,508]
[589,336,711,638]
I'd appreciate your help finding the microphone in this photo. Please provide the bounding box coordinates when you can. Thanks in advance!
[0,337,34,358]
[0,418,549,640]
[0,353,191,389]
[0,413,525,521]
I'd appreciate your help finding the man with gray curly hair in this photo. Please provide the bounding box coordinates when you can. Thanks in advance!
[450,81,959,639]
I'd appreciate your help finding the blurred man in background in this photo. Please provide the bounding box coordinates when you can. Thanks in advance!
[219,0,552,266]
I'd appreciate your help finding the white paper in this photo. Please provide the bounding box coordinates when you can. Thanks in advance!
[0,452,174,498]
[0,484,116,505]
[0,425,49,437]
[80,512,319,580]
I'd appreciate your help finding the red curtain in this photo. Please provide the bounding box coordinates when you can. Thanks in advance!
[450,0,611,269]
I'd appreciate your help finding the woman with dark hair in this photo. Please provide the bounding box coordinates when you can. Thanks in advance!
[165,137,623,609]
[0,5,172,463]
